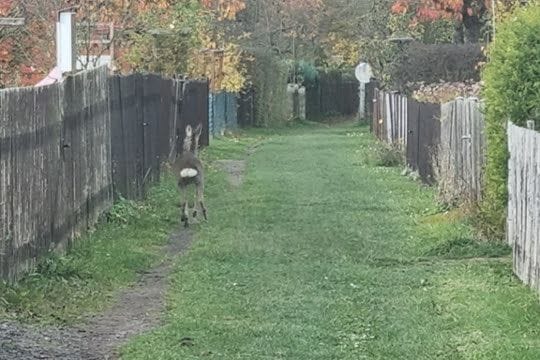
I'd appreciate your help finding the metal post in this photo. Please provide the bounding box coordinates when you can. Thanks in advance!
[359,82,366,121]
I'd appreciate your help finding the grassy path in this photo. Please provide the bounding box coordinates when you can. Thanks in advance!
[123,123,540,359]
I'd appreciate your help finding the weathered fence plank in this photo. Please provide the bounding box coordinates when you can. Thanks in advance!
[109,75,126,198]
[142,74,161,189]
[10,88,35,277]
[508,122,540,293]
[406,99,441,183]
[0,90,12,277]
[437,98,485,204]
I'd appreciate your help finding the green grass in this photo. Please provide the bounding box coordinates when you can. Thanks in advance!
[0,130,265,324]
[120,123,540,359]
[0,178,181,324]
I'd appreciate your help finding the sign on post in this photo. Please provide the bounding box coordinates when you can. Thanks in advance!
[355,63,373,120]
[355,63,372,83]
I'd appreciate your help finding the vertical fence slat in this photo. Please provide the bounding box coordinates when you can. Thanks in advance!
[0,90,12,277]
[508,122,540,292]
[437,97,485,204]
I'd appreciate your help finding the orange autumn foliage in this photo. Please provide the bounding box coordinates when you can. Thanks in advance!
[391,0,489,21]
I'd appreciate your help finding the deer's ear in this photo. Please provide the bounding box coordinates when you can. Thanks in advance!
[195,123,203,136]
[185,125,193,137]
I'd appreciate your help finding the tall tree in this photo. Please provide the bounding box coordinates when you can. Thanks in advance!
[0,0,141,86]
[224,0,323,59]
[391,0,490,43]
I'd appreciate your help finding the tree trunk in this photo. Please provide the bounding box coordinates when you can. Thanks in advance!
[453,22,464,44]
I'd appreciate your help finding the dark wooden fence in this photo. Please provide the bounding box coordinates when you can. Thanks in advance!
[370,85,488,193]
[371,87,441,183]
[0,67,209,281]
[406,100,441,184]
[306,72,359,118]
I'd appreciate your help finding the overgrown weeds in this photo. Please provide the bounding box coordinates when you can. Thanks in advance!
[363,141,403,167]
[105,198,144,224]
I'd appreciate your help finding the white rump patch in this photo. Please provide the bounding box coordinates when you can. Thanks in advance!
[180,168,198,178]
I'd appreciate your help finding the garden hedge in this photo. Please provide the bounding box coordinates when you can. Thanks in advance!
[480,3,540,240]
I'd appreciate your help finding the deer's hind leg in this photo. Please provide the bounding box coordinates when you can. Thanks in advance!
[179,184,189,227]
[196,181,207,221]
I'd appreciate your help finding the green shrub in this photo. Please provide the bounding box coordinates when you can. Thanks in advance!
[249,50,289,127]
[481,2,540,240]
[389,42,485,92]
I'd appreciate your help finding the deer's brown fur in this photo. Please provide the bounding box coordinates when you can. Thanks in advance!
[172,124,206,227]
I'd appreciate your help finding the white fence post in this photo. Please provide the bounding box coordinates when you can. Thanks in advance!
[57,10,77,73]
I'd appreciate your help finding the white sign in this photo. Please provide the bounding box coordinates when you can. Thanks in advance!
[355,63,372,83]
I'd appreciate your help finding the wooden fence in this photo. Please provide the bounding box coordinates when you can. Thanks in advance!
[0,67,209,281]
[370,87,485,189]
[507,122,540,292]
[372,88,440,183]
[372,90,408,148]
[369,85,540,295]
[306,72,359,118]
[407,100,441,184]
[437,98,485,204]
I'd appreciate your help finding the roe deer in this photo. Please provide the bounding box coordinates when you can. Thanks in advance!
[173,124,207,227]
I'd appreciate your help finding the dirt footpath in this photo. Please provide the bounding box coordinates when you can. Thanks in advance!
[214,160,246,187]
[0,157,250,360]
[0,230,191,360]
